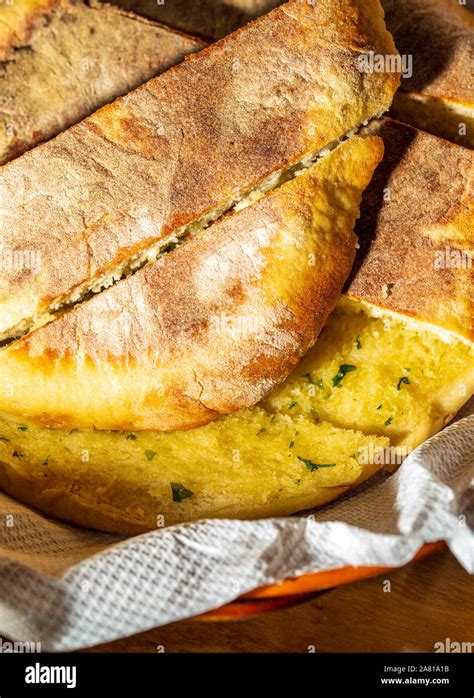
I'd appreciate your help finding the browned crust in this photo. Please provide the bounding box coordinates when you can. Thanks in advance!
[0,0,400,340]
[0,136,383,431]
[0,1,205,164]
[382,0,474,106]
[346,118,474,343]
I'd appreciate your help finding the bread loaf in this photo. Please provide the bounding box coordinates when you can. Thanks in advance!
[0,0,400,343]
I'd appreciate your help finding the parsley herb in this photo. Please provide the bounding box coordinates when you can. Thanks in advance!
[355,336,362,349]
[297,456,336,472]
[256,428,267,436]
[171,482,194,503]
[377,404,383,410]
[126,434,137,441]
[289,440,295,449]
[397,376,410,390]
[288,400,297,410]
[332,364,357,388]
[145,449,157,461]
[18,425,28,432]
[384,417,393,426]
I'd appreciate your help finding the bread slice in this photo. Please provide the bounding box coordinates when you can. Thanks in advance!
[0,0,205,164]
[0,291,470,533]
[103,0,282,40]
[0,408,389,533]
[264,297,474,452]
[382,0,474,147]
[0,135,384,431]
[349,118,473,345]
[264,122,474,452]
[0,0,400,343]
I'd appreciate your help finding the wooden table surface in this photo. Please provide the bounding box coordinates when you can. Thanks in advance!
[87,548,473,653]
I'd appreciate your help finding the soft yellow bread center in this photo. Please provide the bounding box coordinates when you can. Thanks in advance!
[264,297,474,449]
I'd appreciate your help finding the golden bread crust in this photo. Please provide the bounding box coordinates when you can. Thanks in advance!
[0,0,204,164]
[0,136,384,431]
[347,118,474,344]
[0,0,400,339]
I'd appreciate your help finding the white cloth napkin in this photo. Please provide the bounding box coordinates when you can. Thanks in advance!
[0,401,472,651]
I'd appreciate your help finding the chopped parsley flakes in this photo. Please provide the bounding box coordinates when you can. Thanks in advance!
[288,400,298,410]
[171,482,194,503]
[332,364,357,388]
[297,456,336,472]
[145,449,157,461]
[397,376,410,390]
[384,417,393,426]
